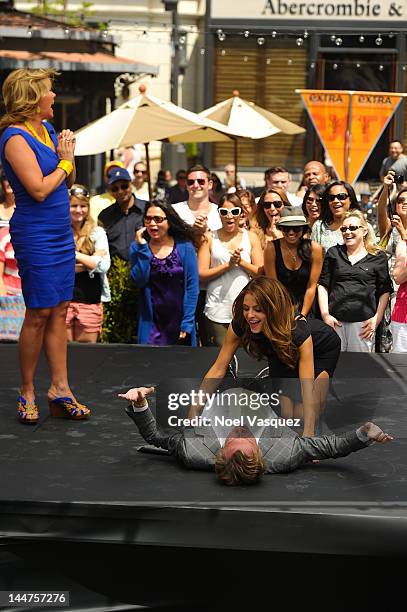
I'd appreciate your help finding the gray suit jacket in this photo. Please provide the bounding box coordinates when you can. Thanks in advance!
[125,406,370,474]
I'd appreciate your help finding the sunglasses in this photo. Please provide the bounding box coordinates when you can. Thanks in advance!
[110,182,130,193]
[396,197,407,205]
[261,200,284,209]
[328,192,349,202]
[339,225,363,233]
[144,215,167,224]
[187,178,206,186]
[70,187,89,198]
[306,196,321,204]
[218,207,242,217]
[280,225,304,233]
[134,169,146,175]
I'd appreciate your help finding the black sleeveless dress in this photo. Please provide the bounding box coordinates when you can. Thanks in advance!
[231,316,341,402]
[273,239,311,309]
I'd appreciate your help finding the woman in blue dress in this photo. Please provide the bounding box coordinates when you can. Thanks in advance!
[0,68,90,424]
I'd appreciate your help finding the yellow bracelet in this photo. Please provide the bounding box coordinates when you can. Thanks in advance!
[57,159,74,176]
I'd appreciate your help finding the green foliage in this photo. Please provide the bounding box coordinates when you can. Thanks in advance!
[102,256,139,344]
[29,0,95,26]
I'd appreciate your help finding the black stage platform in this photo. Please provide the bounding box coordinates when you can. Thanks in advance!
[1,344,407,608]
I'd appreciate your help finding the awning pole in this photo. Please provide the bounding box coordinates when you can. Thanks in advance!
[144,142,152,200]
[234,138,238,189]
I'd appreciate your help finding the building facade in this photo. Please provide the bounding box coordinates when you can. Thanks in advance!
[206,0,407,178]
[14,0,205,180]
[3,0,159,188]
[12,0,407,180]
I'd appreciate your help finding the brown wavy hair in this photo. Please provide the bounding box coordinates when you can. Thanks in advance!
[233,276,298,369]
[218,192,242,208]
[70,185,96,256]
[255,187,291,232]
[236,189,257,213]
[0,68,59,134]
[215,448,266,486]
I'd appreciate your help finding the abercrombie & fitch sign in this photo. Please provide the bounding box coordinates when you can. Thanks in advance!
[211,0,405,21]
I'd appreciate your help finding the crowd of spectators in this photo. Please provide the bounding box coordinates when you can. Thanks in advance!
[1,140,407,353]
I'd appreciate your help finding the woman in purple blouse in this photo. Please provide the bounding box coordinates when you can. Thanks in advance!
[130,200,201,345]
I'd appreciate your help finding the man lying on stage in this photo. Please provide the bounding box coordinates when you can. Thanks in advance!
[118,386,394,486]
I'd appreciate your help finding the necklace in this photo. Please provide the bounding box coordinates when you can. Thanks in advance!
[24,121,53,149]
[283,243,298,264]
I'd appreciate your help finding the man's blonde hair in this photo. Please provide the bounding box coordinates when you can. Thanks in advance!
[0,68,59,134]
[215,448,266,486]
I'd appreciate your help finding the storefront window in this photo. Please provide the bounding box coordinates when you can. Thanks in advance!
[213,38,307,171]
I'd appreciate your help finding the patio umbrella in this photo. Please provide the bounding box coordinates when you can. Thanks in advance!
[200,90,305,187]
[74,85,240,199]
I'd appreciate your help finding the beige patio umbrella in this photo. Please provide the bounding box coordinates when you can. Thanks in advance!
[74,85,240,198]
[200,90,305,187]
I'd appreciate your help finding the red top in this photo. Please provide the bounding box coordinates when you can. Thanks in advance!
[392,240,407,324]
[392,282,407,323]
[0,226,22,295]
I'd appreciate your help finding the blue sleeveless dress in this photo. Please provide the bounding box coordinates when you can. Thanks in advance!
[0,122,74,308]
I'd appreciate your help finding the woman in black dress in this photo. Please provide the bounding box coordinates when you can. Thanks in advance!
[194,276,341,437]
[264,207,323,316]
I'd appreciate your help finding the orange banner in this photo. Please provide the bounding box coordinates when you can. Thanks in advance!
[349,93,403,183]
[298,90,404,183]
[300,91,349,181]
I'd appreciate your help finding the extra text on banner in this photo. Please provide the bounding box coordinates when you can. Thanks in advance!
[297,90,407,183]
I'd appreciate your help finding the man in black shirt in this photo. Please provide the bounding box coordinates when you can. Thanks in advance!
[98,167,146,261]
[98,168,146,342]
[167,169,188,204]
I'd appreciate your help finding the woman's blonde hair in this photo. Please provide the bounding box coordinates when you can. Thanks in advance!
[0,68,59,134]
[342,210,382,255]
[70,185,96,256]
